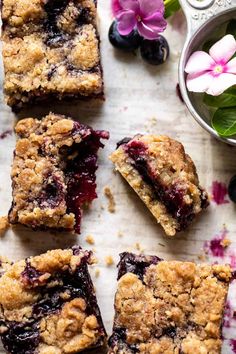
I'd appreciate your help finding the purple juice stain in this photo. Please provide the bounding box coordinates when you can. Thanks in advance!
[211,181,229,205]
[203,227,229,257]
[223,301,231,328]
[230,340,236,353]
[0,130,12,140]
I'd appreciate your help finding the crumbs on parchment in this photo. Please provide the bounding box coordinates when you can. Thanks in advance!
[117,231,124,238]
[104,186,116,213]
[105,255,114,266]
[95,268,100,278]
[86,235,95,245]
[0,216,9,236]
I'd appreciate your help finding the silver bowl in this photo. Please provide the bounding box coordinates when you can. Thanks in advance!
[178,0,236,146]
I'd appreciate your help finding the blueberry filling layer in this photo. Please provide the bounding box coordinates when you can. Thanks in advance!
[0,250,105,354]
[123,140,207,231]
[0,321,40,354]
[44,0,68,46]
[109,325,179,353]
[21,261,44,287]
[118,252,161,281]
[108,328,140,353]
[43,0,95,47]
[37,174,65,210]
[64,124,109,233]
[26,123,108,233]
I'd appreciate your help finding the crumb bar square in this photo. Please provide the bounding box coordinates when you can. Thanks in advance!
[9,113,109,232]
[1,0,103,110]
[0,247,106,354]
[108,252,231,354]
[110,135,209,236]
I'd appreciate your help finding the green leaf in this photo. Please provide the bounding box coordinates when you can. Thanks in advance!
[164,0,180,18]
[226,19,236,37]
[212,107,236,136]
[204,88,236,108]
[202,39,217,53]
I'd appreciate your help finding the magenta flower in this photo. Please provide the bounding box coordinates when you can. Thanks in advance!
[185,35,236,96]
[112,0,167,40]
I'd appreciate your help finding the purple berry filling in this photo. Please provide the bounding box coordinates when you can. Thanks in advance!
[26,123,108,233]
[123,140,207,231]
[43,0,95,48]
[118,252,161,281]
[44,0,68,46]
[0,321,39,354]
[37,175,65,210]
[108,327,140,353]
[21,261,44,287]
[65,124,109,233]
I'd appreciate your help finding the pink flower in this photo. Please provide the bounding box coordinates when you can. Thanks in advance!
[112,0,167,40]
[185,35,236,96]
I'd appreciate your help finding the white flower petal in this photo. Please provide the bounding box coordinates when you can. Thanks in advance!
[226,57,236,74]
[186,72,213,93]
[185,51,215,74]
[207,73,236,96]
[209,34,236,63]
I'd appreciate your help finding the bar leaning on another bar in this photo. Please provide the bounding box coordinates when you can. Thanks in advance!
[108,252,232,354]
[110,135,209,236]
[1,0,104,110]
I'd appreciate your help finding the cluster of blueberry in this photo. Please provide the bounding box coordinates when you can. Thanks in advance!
[229,175,236,203]
[108,20,170,66]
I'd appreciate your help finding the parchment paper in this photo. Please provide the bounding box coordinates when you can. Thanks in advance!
[0,2,235,352]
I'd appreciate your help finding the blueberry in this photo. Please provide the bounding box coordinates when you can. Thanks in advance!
[228,175,236,203]
[140,35,169,65]
[109,21,142,52]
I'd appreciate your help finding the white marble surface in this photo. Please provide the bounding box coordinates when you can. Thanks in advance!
[0,2,235,353]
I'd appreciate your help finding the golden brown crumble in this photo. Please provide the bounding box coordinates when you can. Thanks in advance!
[1,0,103,109]
[109,259,231,354]
[110,135,209,236]
[95,268,100,278]
[104,186,116,213]
[105,256,114,267]
[0,216,10,236]
[86,235,95,245]
[220,238,231,248]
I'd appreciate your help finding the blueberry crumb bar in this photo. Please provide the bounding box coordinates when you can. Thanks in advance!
[9,113,109,233]
[110,135,209,236]
[0,247,106,354]
[108,252,231,354]
[1,0,103,110]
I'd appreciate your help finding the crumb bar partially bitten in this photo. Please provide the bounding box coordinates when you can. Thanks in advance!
[108,252,231,354]
[9,113,109,233]
[0,247,106,354]
[1,0,103,110]
[110,135,209,236]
